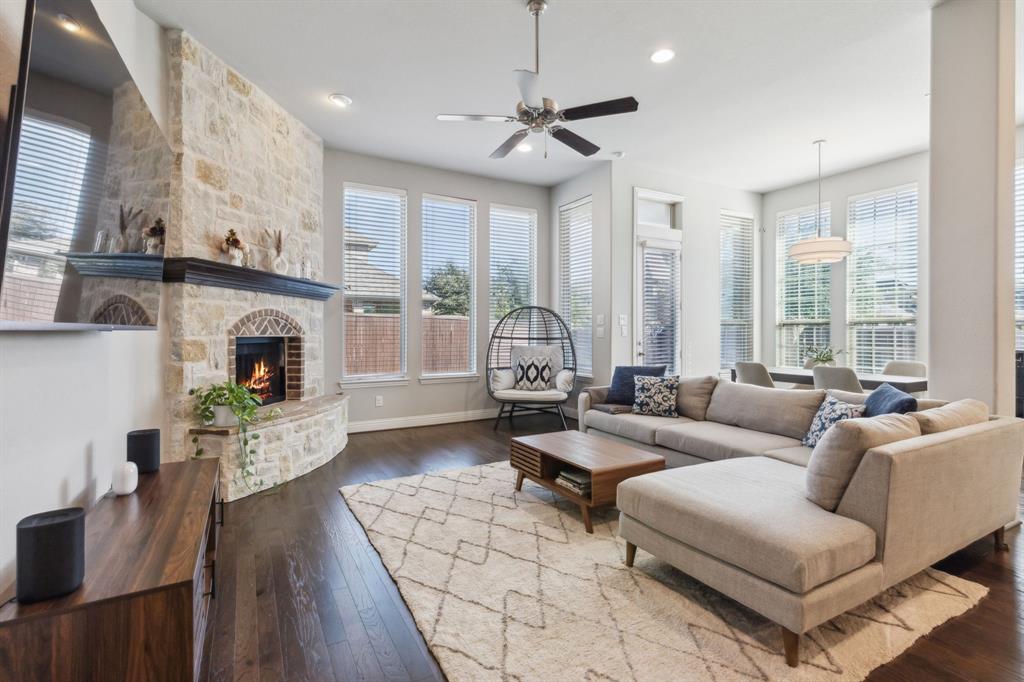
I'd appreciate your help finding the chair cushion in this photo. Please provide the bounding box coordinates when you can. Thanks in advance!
[632,376,679,417]
[493,389,568,402]
[584,411,690,445]
[490,368,515,391]
[654,421,801,461]
[911,398,989,434]
[863,383,917,417]
[607,365,667,405]
[705,381,825,439]
[764,445,814,467]
[805,413,921,511]
[617,458,877,593]
[675,375,718,420]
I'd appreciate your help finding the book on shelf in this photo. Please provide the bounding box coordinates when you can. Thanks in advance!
[555,473,591,496]
[557,469,591,486]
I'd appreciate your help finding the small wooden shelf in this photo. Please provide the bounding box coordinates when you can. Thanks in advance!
[63,252,164,281]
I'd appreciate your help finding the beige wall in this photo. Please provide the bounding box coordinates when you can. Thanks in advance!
[323,149,551,425]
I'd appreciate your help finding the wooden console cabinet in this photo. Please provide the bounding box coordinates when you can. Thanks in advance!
[0,460,221,681]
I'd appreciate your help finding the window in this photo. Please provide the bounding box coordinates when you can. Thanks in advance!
[1015,160,1024,350]
[422,194,476,375]
[776,205,831,366]
[846,186,919,373]
[1,114,91,322]
[638,243,680,373]
[342,183,407,379]
[720,211,754,369]
[489,204,536,326]
[559,197,593,376]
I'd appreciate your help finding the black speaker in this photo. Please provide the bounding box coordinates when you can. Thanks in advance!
[127,428,160,473]
[16,507,85,603]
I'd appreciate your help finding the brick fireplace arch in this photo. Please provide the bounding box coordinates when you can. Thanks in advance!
[91,294,153,327]
[227,309,305,401]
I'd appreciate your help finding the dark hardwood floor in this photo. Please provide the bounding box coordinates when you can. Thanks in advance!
[201,415,1024,681]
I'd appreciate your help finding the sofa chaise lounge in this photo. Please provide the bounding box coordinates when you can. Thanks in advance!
[579,378,1024,666]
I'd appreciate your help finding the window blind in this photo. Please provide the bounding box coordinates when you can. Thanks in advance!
[1015,161,1024,351]
[776,205,831,366]
[1,114,91,322]
[720,212,754,369]
[640,244,680,373]
[846,186,919,373]
[559,197,593,376]
[342,184,407,379]
[422,194,476,375]
[489,205,536,326]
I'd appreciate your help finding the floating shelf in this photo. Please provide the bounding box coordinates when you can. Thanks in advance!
[63,252,164,281]
[162,257,339,301]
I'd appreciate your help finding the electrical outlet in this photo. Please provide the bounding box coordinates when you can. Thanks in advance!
[375,395,384,407]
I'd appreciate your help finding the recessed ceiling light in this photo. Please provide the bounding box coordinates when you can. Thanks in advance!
[650,48,675,64]
[57,13,81,32]
[517,143,533,153]
[328,93,352,108]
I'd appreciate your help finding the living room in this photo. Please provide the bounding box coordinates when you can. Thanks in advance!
[0,0,1021,680]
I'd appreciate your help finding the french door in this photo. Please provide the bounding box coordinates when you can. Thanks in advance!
[635,239,682,373]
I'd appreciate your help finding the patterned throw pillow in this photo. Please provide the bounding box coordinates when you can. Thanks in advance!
[802,395,866,447]
[632,376,680,417]
[515,356,551,390]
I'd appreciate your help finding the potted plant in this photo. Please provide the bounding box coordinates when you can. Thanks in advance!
[803,345,843,368]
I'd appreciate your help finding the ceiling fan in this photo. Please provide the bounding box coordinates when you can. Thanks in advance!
[437,0,639,159]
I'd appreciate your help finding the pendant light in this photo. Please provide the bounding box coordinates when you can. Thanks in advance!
[788,140,851,264]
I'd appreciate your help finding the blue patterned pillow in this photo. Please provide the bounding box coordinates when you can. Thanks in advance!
[803,396,865,447]
[632,376,679,417]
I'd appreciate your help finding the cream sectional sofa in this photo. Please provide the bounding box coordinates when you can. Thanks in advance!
[579,378,1024,667]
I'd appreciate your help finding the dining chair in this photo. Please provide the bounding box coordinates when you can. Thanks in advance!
[734,362,775,388]
[882,360,927,378]
[812,366,864,393]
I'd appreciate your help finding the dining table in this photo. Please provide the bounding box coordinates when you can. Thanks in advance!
[729,366,928,394]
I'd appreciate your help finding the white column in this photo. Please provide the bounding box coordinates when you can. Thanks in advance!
[928,0,1016,413]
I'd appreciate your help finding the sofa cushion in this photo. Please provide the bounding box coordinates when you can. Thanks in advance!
[705,381,825,439]
[584,411,690,445]
[806,414,921,511]
[676,375,718,420]
[654,421,801,461]
[633,376,679,417]
[607,365,667,405]
[617,458,877,593]
[764,445,813,467]
[864,383,917,417]
[911,398,989,434]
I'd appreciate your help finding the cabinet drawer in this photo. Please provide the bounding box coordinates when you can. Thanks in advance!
[510,443,542,477]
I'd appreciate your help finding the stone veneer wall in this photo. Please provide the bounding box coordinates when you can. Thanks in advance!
[160,32,327,461]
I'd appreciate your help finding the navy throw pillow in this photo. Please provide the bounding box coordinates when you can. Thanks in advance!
[607,365,667,405]
[864,382,918,417]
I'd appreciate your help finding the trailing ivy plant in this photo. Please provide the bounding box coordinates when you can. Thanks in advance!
[189,381,280,495]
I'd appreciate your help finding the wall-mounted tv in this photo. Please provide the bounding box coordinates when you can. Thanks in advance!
[0,0,168,331]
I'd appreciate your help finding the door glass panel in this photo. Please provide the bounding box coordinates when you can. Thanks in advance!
[640,245,680,373]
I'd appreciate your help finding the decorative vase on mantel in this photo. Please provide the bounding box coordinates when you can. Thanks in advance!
[272,253,289,275]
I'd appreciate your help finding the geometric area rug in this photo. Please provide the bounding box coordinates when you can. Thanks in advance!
[341,462,987,681]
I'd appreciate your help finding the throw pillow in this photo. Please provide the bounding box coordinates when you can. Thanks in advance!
[675,375,718,420]
[515,356,551,390]
[864,382,917,417]
[490,368,515,391]
[632,375,679,417]
[802,395,865,447]
[554,369,575,392]
[911,398,989,434]
[511,344,562,384]
[806,413,921,511]
[607,365,667,405]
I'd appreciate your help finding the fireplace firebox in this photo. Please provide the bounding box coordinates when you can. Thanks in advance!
[235,337,286,405]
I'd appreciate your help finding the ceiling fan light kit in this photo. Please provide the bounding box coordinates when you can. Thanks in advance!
[437,0,639,159]
[788,139,852,265]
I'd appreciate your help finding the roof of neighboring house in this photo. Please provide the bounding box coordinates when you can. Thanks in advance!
[344,233,437,303]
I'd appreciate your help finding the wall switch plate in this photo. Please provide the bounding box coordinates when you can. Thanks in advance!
[618,314,628,327]
[596,314,606,326]
[375,395,384,407]
[596,326,605,338]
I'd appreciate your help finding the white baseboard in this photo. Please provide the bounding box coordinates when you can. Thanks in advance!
[349,408,500,433]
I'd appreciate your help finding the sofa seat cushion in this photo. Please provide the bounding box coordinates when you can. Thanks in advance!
[584,411,690,445]
[654,421,801,461]
[617,458,877,593]
[493,389,568,402]
[764,445,814,467]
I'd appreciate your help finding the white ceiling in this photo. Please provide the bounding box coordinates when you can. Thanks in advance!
[134,0,936,193]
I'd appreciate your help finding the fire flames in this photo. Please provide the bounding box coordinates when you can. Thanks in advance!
[242,359,275,401]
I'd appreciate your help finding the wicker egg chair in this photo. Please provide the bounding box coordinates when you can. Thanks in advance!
[486,305,577,430]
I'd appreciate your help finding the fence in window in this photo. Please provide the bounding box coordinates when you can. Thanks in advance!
[344,314,468,376]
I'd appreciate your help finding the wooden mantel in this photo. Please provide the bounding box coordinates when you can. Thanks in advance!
[162,257,339,301]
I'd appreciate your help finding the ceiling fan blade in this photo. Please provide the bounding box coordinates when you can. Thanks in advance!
[514,69,543,109]
[489,129,531,159]
[559,96,639,121]
[550,126,600,157]
[437,114,516,122]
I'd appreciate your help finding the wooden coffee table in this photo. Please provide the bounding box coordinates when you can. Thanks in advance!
[510,430,665,533]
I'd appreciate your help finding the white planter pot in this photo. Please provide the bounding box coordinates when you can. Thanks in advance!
[112,461,138,496]
[212,405,235,427]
